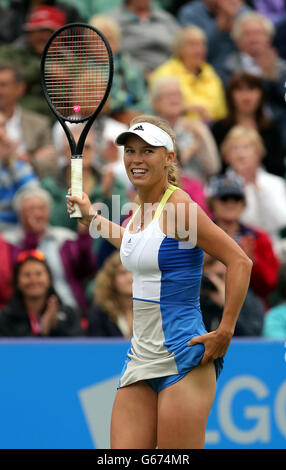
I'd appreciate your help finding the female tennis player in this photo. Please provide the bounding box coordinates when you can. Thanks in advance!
[66,115,252,449]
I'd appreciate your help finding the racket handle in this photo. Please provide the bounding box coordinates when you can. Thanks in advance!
[71,156,83,218]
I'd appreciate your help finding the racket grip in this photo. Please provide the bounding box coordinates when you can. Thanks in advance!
[71,156,83,218]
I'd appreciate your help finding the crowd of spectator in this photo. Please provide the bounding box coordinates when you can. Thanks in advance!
[0,0,286,339]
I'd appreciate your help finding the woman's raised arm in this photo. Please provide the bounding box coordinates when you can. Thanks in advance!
[66,191,125,250]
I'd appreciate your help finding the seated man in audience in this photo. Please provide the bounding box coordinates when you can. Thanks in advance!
[0,5,66,118]
[107,0,179,78]
[177,0,251,73]
[0,63,53,163]
[0,110,39,231]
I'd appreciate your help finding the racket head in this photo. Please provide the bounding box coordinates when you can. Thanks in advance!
[41,23,113,124]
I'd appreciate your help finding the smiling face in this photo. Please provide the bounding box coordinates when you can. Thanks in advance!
[236,19,270,57]
[123,134,174,189]
[17,259,51,300]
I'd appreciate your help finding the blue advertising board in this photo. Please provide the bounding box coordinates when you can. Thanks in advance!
[0,338,285,449]
[206,339,286,449]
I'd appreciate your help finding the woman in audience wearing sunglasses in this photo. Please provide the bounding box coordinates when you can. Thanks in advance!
[0,250,83,337]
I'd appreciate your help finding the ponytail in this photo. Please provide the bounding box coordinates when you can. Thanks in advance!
[167,162,178,186]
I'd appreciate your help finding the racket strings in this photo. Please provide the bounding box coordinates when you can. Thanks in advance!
[44,26,110,121]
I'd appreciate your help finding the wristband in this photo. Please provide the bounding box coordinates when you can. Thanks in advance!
[91,211,99,224]
[89,211,100,239]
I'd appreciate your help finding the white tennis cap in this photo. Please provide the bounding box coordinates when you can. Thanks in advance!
[115,122,174,151]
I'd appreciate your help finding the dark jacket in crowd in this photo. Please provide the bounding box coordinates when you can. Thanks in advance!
[87,305,124,337]
[201,288,265,336]
[0,295,83,337]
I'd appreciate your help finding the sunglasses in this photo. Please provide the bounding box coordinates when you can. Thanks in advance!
[218,194,244,203]
[17,249,46,263]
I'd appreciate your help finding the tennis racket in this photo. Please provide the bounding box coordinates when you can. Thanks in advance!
[41,23,113,218]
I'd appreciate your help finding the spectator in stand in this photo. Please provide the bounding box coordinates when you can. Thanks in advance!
[42,123,128,239]
[207,173,280,307]
[0,234,13,309]
[0,5,66,118]
[177,0,251,74]
[0,0,82,44]
[89,15,151,127]
[211,71,285,177]
[150,76,221,184]
[107,0,179,78]
[0,110,39,231]
[220,126,286,255]
[0,249,83,337]
[263,263,286,338]
[201,253,265,335]
[2,187,97,323]
[88,251,133,337]
[149,25,227,123]
[222,12,286,144]
[0,63,53,164]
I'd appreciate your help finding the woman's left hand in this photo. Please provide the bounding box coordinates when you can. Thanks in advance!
[189,328,232,365]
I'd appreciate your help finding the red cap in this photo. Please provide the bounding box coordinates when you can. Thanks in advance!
[24,5,66,32]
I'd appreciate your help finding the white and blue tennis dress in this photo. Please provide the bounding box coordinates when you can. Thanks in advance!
[119,185,223,392]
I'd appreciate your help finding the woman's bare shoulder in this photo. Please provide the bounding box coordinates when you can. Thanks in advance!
[167,187,194,205]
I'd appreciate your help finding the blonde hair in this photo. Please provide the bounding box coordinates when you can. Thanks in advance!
[129,114,179,186]
[232,12,275,41]
[220,125,266,159]
[13,187,52,214]
[89,14,121,43]
[94,251,126,321]
[148,76,181,104]
[172,26,206,57]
